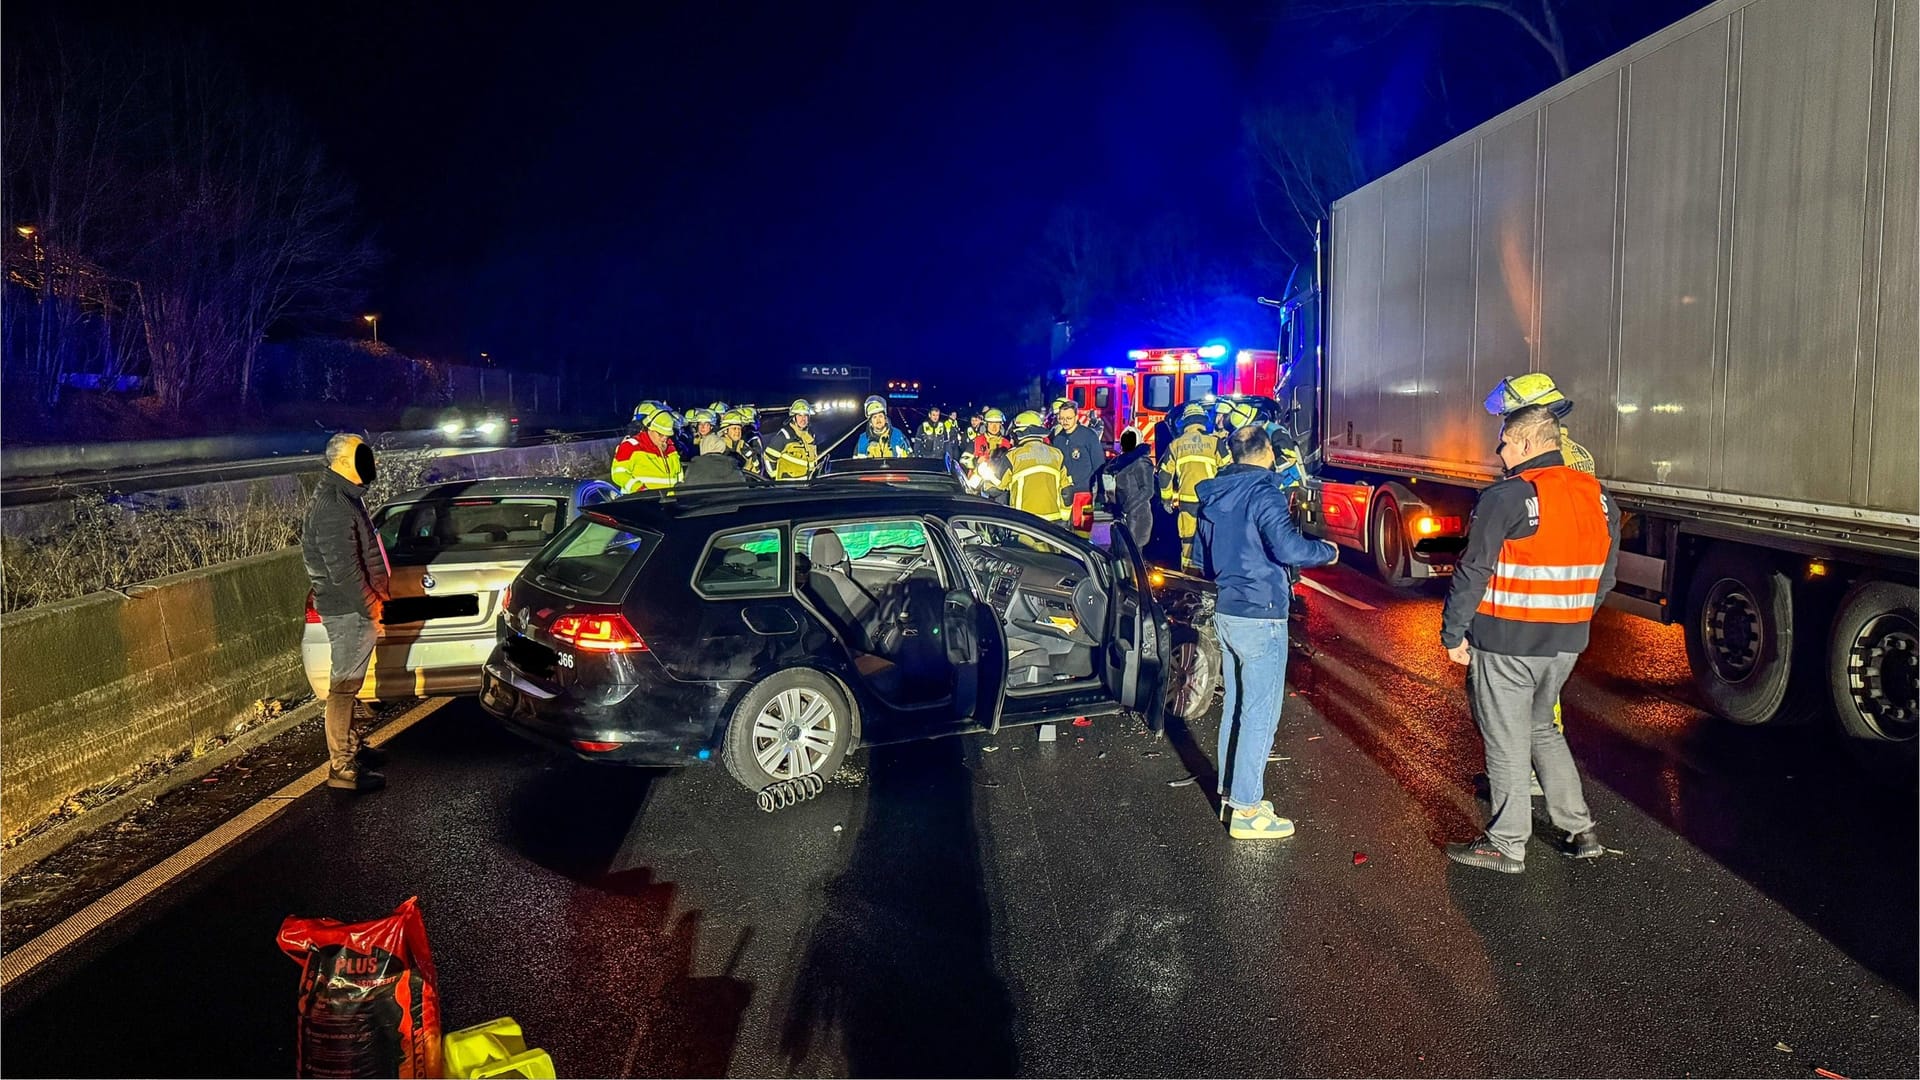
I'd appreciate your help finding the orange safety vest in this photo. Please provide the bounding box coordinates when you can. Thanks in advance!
[1476,465,1612,625]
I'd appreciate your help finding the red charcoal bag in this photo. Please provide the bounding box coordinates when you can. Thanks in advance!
[278,896,443,1079]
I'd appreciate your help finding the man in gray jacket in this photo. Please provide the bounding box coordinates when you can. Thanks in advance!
[302,433,390,792]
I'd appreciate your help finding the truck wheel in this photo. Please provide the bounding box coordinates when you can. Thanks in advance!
[1166,626,1221,722]
[1828,580,1918,744]
[1370,494,1414,588]
[1682,547,1805,725]
[721,669,854,792]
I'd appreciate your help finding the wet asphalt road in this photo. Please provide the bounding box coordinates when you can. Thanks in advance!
[2,564,1914,1078]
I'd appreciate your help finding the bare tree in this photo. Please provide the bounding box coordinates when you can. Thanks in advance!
[1029,204,1119,348]
[1243,96,1369,266]
[3,31,373,416]
[1289,0,1570,78]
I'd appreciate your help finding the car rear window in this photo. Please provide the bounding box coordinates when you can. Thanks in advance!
[695,527,785,596]
[523,516,659,601]
[376,497,566,559]
[800,520,928,561]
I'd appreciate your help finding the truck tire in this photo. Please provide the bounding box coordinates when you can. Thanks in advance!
[1370,493,1415,588]
[1828,579,1918,744]
[721,669,854,792]
[1682,546,1808,725]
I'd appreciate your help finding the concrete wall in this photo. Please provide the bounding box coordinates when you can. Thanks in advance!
[0,548,310,842]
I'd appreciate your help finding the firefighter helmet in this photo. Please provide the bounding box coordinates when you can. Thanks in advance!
[1050,397,1076,420]
[788,398,813,417]
[708,400,731,417]
[1177,402,1214,432]
[685,407,717,428]
[1012,410,1048,442]
[864,395,888,417]
[1226,401,1258,431]
[645,410,677,438]
[980,406,1007,425]
[633,400,667,424]
[1484,373,1573,418]
[721,407,753,430]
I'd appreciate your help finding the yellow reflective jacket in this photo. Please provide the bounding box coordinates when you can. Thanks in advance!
[1157,428,1226,508]
[611,433,683,493]
[993,440,1070,522]
[763,424,817,480]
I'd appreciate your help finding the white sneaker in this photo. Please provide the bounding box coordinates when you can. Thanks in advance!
[1530,771,1545,797]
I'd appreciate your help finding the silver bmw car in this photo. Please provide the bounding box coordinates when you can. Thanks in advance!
[303,476,618,701]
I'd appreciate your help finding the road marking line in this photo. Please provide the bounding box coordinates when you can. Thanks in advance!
[1299,575,1377,612]
[0,697,451,987]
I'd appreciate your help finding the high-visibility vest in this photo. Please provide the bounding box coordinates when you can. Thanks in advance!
[1157,428,1226,507]
[997,441,1070,522]
[764,425,817,480]
[1476,465,1612,625]
[611,433,682,493]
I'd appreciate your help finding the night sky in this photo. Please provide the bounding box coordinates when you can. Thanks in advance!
[36,0,1702,397]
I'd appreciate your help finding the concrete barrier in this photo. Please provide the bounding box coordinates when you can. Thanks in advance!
[0,548,310,842]
[0,438,620,539]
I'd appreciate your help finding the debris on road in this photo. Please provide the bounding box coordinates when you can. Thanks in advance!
[1814,1068,1848,1079]
[832,823,844,833]
[1353,852,1368,865]
[983,745,1000,753]
[1307,735,1323,742]
[1038,724,1057,742]
[1167,775,1197,788]
[1072,717,1092,727]
[1775,1042,1793,1053]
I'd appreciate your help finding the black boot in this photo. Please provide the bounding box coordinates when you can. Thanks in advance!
[1445,835,1524,874]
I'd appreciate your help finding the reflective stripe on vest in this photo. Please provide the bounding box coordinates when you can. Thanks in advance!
[1475,466,1611,625]
[1006,463,1068,520]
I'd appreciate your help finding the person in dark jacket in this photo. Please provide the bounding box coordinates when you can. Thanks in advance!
[1438,404,1620,873]
[1091,430,1155,551]
[1192,424,1338,840]
[302,433,390,792]
[682,434,755,486]
[1049,398,1104,503]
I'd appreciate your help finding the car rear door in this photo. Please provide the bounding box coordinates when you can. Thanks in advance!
[1101,524,1169,734]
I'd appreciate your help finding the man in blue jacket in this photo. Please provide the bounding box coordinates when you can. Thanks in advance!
[1192,424,1339,840]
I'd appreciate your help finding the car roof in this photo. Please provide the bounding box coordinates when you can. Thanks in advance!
[377,475,593,508]
[594,481,1064,534]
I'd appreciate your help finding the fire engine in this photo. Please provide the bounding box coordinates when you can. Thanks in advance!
[1128,345,1286,448]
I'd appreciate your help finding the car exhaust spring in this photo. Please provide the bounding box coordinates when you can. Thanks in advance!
[756,773,826,813]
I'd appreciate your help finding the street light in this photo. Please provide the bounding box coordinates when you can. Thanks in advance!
[362,314,379,344]
[15,225,36,238]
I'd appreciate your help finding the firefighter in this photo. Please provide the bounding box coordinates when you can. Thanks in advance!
[854,396,911,457]
[683,407,718,454]
[1439,402,1619,872]
[632,400,668,430]
[989,411,1071,522]
[737,404,767,471]
[917,405,959,460]
[763,399,819,479]
[1059,395,1105,507]
[720,407,765,477]
[970,407,1010,466]
[610,409,683,493]
[1159,401,1228,567]
[1484,373,1594,475]
[1482,372,1594,784]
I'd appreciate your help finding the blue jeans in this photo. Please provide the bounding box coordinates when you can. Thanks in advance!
[1214,612,1288,810]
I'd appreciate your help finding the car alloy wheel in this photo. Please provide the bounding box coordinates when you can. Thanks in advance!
[750,687,839,780]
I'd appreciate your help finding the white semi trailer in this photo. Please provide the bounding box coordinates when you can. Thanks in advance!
[1280,0,1917,753]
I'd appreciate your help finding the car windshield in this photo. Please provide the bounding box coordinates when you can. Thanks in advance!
[375,497,566,559]
[523,515,660,601]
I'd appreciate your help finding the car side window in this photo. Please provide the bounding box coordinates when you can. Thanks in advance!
[950,517,1095,572]
[695,527,786,597]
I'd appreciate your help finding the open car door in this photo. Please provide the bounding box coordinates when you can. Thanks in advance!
[1102,525,1169,734]
[930,522,1009,734]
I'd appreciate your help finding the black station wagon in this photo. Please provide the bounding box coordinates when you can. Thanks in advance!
[479,481,1171,794]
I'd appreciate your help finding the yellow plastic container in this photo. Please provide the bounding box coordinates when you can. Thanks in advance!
[442,1017,557,1080]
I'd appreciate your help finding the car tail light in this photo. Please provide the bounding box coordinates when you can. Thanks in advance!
[571,740,623,753]
[549,612,647,652]
[500,584,512,613]
[1415,515,1463,536]
[305,590,322,624]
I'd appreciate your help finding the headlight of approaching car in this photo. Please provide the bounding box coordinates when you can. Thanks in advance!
[440,420,462,435]
[478,420,501,434]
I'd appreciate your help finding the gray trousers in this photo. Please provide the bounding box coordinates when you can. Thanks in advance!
[320,611,376,773]
[1468,649,1595,860]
